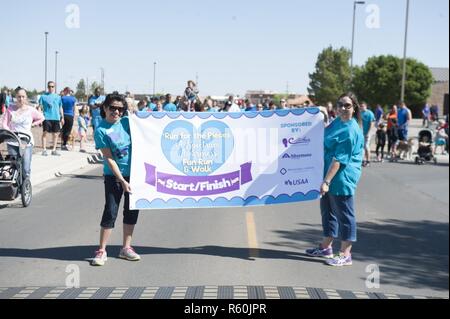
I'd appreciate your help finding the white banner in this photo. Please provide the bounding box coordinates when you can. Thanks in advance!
[129,109,324,209]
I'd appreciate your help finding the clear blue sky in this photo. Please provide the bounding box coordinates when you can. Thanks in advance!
[0,0,448,96]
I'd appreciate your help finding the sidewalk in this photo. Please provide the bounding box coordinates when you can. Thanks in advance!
[30,142,99,187]
[28,123,99,187]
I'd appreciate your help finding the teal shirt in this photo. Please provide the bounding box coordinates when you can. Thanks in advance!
[39,93,62,120]
[94,117,132,177]
[324,117,364,196]
[361,109,375,136]
[163,103,177,112]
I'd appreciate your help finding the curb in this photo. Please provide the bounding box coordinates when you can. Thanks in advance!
[0,286,445,300]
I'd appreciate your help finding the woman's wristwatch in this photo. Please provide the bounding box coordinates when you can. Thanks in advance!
[323,180,331,186]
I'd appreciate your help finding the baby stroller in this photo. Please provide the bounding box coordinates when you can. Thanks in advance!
[415,130,437,165]
[0,129,32,207]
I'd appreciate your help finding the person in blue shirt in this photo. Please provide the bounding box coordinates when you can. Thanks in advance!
[39,81,64,156]
[422,104,431,128]
[397,101,412,141]
[244,99,256,112]
[306,92,364,267]
[5,90,11,108]
[163,94,177,112]
[88,87,105,132]
[374,104,384,127]
[360,102,376,167]
[91,93,140,266]
[60,87,77,151]
[148,97,158,111]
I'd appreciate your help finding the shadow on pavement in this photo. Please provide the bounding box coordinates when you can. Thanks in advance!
[269,219,449,292]
[386,160,449,167]
[56,174,103,180]
[0,245,328,265]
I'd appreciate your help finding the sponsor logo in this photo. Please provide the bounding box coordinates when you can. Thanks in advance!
[282,137,311,148]
[282,153,312,159]
[284,178,309,186]
[280,168,287,175]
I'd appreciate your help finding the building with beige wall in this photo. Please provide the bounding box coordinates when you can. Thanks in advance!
[428,67,449,116]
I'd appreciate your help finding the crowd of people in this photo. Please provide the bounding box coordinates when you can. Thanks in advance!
[0,81,448,184]
[1,83,448,268]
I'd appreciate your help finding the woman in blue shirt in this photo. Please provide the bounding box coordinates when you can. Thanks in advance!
[306,92,364,266]
[91,93,140,266]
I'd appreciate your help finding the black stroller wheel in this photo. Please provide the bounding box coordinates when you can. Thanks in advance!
[21,178,32,207]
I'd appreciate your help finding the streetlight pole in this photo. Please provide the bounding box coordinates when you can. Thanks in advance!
[153,62,156,96]
[55,51,59,92]
[44,32,49,90]
[100,67,105,93]
[400,0,410,103]
[351,1,365,78]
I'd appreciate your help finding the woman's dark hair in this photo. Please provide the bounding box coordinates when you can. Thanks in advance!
[194,101,204,112]
[14,86,26,94]
[338,92,362,127]
[100,93,128,118]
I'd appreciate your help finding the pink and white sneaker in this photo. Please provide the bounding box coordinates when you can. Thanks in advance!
[91,249,107,266]
[119,247,141,261]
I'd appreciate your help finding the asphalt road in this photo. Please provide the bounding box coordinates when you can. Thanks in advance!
[0,160,448,298]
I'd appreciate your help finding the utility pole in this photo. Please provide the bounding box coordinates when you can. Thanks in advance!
[400,0,410,103]
[86,77,89,98]
[55,51,59,92]
[350,1,365,80]
[100,67,105,93]
[153,62,157,96]
[44,32,49,90]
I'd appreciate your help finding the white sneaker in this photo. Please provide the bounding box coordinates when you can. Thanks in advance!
[91,249,107,266]
[119,247,141,261]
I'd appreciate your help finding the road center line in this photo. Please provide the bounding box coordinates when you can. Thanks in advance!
[246,211,259,258]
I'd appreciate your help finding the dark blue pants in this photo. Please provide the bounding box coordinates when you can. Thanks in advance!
[320,193,357,242]
[100,175,139,229]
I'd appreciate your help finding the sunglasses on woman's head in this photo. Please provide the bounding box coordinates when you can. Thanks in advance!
[337,101,353,109]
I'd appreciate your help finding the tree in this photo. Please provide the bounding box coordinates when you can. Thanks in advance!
[90,81,100,96]
[75,79,86,101]
[308,46,352,106]
[272,94,288,106]
[353,55,433,109]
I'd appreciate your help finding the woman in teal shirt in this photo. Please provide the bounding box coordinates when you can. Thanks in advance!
[91,93,141,266]
[306,92,364,266]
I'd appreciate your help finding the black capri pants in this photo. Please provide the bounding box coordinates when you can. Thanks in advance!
[101,175,139,229]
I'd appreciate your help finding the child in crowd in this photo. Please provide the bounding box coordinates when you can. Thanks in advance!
[388,118,399,160]
[137,100,148,112]
[78,105,89,153]
[434,120,448,155]
[183,80,199,112]
[375,123,387,162]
